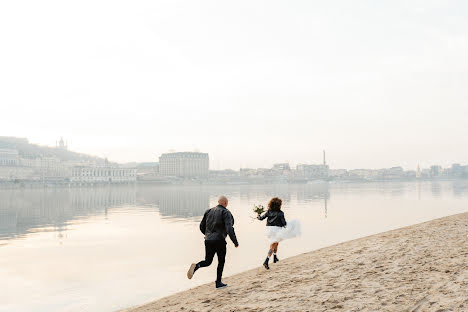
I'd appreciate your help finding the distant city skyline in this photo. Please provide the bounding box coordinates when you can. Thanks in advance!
[2,135,467,172]
[1,1,467,170]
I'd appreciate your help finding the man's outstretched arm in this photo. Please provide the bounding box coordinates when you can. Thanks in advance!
[223,210,239,246]
[199,210,208,235]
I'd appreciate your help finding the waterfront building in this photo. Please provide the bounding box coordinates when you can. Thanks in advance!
[70,166,137,184]
[257,168,274,176]
[239,168,256,176]
[40,157,66,177]
[0,166,36,181]
[0,149,19,166]
[0,153,68,181]
[20,157,42,168]
[209,169,238,177]
[272,163,291,172]
[296,164,329,179]
[378,167,405,179]
[20,156,72,180]
[449,163,468,177]
[159,152,209,178]
[421,168,431,178]
[329,169,348,178]
[430,165,442,177]
[348,169,379,180]
[295,151,329,180]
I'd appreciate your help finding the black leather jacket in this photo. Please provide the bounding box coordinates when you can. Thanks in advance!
[200,205,239,246]
[258,210,287,227]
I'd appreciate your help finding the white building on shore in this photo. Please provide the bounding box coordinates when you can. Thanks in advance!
[159,152,209,178]
[296,164,329,179]
[70,166,137,184]
[0,149,19,166]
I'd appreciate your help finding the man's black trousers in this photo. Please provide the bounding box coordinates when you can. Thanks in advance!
[197,240,226,282]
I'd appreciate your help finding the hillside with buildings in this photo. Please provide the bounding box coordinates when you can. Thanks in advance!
[0,137,136,185]
[0,136,102,162]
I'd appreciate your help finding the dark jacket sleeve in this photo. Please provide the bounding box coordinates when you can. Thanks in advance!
[224,210,239,246]
[199,210,208,235]
[257,211,269,220]
[280,211,287,227]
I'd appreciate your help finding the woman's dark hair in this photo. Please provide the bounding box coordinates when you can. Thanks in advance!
[268,197,282,211]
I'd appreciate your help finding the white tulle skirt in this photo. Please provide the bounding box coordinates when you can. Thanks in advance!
[265,219,301,244]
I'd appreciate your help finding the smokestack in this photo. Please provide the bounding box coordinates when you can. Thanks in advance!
[323,150,326,166]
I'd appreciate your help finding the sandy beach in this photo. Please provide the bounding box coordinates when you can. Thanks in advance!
[125,212,468,312]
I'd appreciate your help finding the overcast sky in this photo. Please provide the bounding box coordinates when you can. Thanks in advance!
[1,1,467,170]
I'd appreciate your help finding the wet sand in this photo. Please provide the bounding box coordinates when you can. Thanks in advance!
[125,212,468,311]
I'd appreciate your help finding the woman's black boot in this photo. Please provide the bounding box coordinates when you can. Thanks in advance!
[263,257,270,270]
[273,255,279,263]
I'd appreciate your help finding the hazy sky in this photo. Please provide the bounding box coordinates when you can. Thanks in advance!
[1,1,467,170]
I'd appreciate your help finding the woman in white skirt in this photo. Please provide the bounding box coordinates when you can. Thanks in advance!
[257,197,301,269]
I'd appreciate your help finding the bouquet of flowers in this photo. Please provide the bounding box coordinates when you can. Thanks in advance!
[253,204,265,216]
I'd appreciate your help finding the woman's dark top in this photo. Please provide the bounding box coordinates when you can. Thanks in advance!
[258,210,287,227]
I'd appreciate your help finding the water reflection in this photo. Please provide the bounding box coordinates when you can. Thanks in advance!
[452,180,468,197]
[431,182,441,197]
[137,186,210,219]
[2,181,468,244]
[2,181,468,312]
[0,187,136,242]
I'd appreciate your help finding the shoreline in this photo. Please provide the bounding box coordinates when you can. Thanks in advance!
[124,212,468,312]
[1,178,468,190]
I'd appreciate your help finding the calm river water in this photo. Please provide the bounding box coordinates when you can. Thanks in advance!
[1,181,468,312]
